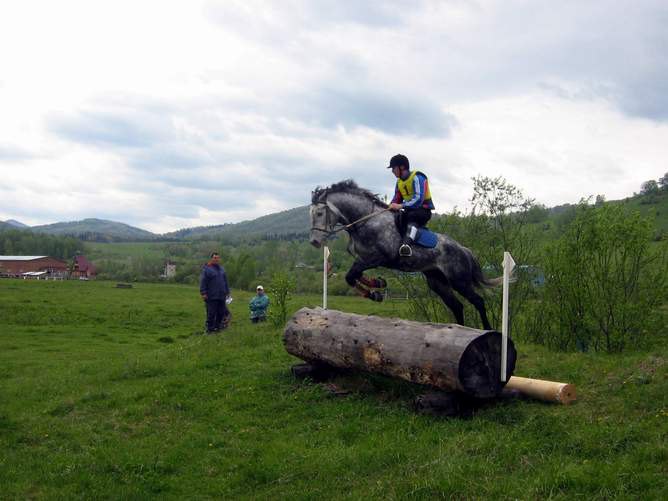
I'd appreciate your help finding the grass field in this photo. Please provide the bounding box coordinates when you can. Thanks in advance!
[1,280,666,499]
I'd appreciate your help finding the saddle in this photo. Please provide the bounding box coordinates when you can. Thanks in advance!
[414,227,438,248]
[393,213,438,249]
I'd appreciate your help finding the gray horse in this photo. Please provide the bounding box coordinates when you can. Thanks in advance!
[310,180,499,330]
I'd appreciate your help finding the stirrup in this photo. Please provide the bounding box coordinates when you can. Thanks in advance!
[399,244,412,257]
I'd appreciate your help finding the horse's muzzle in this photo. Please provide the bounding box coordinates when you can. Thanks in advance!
[310,238,322,248]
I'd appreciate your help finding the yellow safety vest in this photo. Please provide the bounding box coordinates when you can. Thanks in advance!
[397,171,432,206]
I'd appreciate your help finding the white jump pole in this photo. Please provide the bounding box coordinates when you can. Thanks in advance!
[323,246,330,309]
[501,251,516,382]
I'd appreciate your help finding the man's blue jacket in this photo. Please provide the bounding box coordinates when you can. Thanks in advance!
[199,263,230,300]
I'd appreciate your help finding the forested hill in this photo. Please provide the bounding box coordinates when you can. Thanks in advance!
[30,218,158,242]
[4,189,666,243]
[163,205,310,241]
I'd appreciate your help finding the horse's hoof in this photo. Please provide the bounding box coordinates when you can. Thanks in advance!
[368,291,384,302]
[375,277,387,289]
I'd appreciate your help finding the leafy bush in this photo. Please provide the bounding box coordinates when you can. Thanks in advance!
[268,271,296,327]
[528,202,667,352]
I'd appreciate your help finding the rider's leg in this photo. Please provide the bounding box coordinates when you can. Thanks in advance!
[399,209,432,257]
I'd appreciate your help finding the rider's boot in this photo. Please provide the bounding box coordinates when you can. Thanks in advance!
[399,225,418,257]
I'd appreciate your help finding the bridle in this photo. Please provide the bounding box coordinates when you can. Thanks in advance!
[311,200,347,236]
[311,198,390,236]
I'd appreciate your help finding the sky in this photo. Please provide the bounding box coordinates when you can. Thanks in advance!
[0,0,666,233]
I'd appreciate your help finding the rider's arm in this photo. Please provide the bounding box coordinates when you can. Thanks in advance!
[391,184,402,205]
[402,175,426,208]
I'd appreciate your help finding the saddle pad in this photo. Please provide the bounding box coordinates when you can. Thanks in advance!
[416,228,438,248]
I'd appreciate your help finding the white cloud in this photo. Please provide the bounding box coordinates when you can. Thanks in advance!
[0,1,666,232]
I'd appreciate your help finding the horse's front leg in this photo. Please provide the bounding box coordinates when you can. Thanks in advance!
[345,260,384,302]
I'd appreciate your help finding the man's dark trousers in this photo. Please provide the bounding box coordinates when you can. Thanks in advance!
[205,299,228,332]
[399,208,432,236]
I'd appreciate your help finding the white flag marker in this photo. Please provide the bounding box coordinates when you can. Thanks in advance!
[501,251,516,382]
[323,246,330,309]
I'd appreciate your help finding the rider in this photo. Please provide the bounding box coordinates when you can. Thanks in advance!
[387,154,435,257]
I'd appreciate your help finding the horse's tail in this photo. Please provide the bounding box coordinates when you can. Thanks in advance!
[471,257,507,289]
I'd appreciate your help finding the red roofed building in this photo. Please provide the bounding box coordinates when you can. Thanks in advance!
[0,256,69,278]
[71,254,97,280]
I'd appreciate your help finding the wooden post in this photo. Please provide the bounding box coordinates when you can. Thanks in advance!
[322,246,329,309]
[501,251,515,382]
[505,376,576,404]
[284,307,517,399]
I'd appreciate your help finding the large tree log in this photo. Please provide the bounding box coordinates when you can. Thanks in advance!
[283,307,517,399]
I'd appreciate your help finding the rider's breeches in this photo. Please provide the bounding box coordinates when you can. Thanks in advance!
[400,208,432,241]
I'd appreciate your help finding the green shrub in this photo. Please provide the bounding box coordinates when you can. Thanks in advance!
[529,202,667,352]
[268,271,296,327]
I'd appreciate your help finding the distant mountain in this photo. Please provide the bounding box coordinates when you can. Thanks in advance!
[163,205,311,241]
[30,218,158,242]
[4,189,666,244]
[4,219,29,228]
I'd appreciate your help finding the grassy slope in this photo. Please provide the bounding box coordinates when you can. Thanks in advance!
[614,190,668,233]
[0,280,666,499]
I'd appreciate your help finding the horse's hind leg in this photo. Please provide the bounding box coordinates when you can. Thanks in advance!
[451,282,492,330]
[424,270,464,325]
[359,275,387,289]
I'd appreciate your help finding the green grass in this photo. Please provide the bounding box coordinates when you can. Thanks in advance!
[1,280,666,499]
[85,241,174,260]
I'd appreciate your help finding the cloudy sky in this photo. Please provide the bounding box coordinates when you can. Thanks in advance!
[1,0,666,233]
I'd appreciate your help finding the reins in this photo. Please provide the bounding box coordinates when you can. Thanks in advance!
[335,207,390,233]
[317,202,390,235]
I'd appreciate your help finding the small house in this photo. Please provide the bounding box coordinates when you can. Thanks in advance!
[161,261,176,279]
[71,255,97,280]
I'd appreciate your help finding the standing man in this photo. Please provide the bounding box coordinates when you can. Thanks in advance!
[387,153,435,257]
[249,285,270,323]
[199,252,230,334]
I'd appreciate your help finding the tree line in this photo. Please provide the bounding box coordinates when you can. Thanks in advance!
[0,229,81,260]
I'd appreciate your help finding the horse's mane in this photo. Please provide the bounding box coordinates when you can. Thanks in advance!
[311,179,388,208]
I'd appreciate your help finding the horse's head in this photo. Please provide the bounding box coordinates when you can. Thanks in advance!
[309,188,335,248]
[310,180,387,247]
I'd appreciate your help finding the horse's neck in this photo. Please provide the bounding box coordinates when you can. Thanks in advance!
[330,194,373,223]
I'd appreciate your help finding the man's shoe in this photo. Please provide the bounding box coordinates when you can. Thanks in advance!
[399,243,412,257]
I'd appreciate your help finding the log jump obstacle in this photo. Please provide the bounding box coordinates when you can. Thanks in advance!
[284,307,517,399]
[296,247,577,408]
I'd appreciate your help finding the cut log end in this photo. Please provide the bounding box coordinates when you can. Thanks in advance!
[459,331,517,399]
